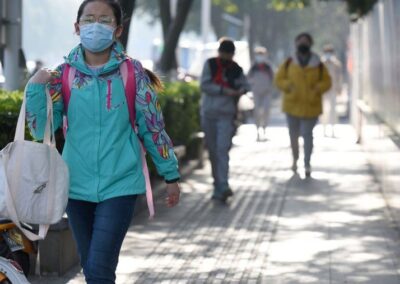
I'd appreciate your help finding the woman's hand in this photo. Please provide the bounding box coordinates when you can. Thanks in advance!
[166,182,180,208]
[29,68,54,84]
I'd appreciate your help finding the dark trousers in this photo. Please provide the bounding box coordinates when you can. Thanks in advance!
[66,195,137,284]
[286,114,318,167]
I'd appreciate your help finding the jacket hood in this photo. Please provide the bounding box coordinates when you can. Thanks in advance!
[64,41,128,75]
[292,52,321,68]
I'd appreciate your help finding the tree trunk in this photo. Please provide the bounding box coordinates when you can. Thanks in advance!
[159,0,171,39]
[118,0,136,49]
[159,0,194,74]
[158,0,177,69]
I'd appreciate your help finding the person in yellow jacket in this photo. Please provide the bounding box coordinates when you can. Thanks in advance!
[275,33,332,177]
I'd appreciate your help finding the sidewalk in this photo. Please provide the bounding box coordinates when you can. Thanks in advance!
[30,105,400,283]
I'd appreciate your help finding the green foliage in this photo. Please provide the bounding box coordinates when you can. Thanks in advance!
[158,81,201,147]
[0,90,23,114]
[306,0,379,18]
[345,0,378,18]
[269,0,310,10]
[212,0,377,16]
[212,0,240,14]
[0,90,24,148]
[145,81,202,177]
[213,0,310,13]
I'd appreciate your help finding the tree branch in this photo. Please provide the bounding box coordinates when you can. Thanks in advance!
[159,0,194,74]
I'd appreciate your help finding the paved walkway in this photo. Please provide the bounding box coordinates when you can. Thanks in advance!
[31,106,400,283]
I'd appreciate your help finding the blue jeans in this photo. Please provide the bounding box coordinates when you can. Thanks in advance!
[201,115,235,197]
[66,195,137,284]
[286,114,318,167]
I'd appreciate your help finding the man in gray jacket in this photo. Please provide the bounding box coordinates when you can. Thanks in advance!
[200,38,250,202]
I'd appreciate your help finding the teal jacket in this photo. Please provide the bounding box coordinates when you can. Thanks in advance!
[26,43,180,202]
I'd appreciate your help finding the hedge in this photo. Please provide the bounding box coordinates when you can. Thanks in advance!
[0,90,26,147]
[158,81,201,147]
[0,81,201,151]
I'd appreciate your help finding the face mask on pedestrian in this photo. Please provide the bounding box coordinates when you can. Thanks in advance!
[254,55,266,63]
[297,44,311,54]
[80,23,115,53]
[324,52,333,60]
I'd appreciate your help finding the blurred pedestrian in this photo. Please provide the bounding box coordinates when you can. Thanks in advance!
[321,44,343,137]
[248,47,274,141]
[27,0,181,283]
[274,33,331,177]
[200,37,250,202]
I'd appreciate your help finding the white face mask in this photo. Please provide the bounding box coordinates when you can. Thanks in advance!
[80,23,115,53]
[254,55,266,63]
[324,52,333,60]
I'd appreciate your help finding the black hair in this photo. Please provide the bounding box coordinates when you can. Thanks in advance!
[77,0,123,26]
[295,32,314,45]
[218,38,235,54]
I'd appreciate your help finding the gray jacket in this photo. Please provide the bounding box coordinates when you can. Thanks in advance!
[200,59,250,118]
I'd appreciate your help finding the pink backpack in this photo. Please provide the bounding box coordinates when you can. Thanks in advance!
[61,60,155,218]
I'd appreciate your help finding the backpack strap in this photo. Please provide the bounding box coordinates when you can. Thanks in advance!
[318,62,323,81]
[120,59,154,219]
[284,57,292,78]
[120,59,137,131]
[61,64,76,114]
[61,64,76,137]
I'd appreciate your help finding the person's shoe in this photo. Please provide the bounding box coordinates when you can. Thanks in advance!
[211,195,221,200]
[305,166,311,177]
[223,188,234,198]
[211,194,228,203]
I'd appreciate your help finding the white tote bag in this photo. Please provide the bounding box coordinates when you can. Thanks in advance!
[0,87,69,240]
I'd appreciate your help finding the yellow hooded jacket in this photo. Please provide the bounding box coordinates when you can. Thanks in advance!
[274,54,332,118]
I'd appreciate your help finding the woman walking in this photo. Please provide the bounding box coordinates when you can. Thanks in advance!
[275,33,331,177]
[27,1,181,283]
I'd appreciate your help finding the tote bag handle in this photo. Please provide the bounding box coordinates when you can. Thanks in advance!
[3,86,55,240]
[15,86,55,147]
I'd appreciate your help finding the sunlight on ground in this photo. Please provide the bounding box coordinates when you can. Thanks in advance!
[38,119,400,284]
[233,123,358,147]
